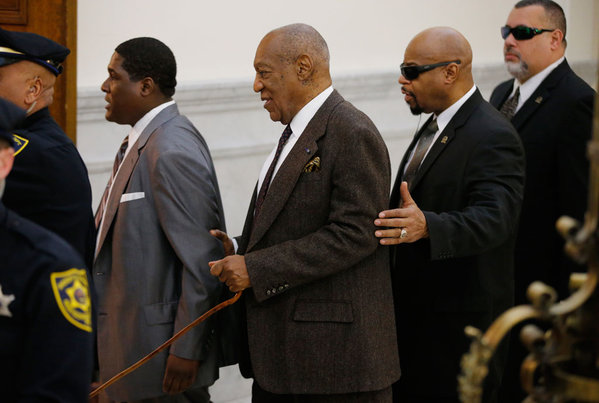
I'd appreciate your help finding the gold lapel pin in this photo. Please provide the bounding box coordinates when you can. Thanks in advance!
[535,96,543,104]
[440,136,448,144]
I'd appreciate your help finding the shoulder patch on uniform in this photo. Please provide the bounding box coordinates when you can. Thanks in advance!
[12,134,29,156]
[50,268,92,332]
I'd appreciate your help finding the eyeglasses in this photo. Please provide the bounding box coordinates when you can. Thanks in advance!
[501,25,555,41]
[400,60,461,81]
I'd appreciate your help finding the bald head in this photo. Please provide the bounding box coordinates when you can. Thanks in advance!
[399,27,475,114]
[410,27,473,76]
[0,60,56,114]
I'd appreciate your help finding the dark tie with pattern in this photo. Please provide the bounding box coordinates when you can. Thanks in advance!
[499,86,520,120]
[94,135,129,228]
[402,118,438,191]
[254,125,292,219]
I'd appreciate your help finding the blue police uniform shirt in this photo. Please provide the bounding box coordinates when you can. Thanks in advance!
[3,107,95,267]
[0,201,93,402]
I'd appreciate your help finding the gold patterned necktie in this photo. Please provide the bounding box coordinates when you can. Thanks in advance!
[402,118,438,191]
[499,87,520,120]
[94,135,129,229]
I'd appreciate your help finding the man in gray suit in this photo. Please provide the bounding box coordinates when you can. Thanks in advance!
[94,37,226,402]
[209,24,400,402]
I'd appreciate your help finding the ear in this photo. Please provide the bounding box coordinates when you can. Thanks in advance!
[0,146,14,180]
[296,54,313,81]
[24,76,43,105]
[139,77,155,97]
[443,63,459,84]
[549,29,564,50]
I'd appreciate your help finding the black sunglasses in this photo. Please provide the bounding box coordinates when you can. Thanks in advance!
[501,25,555,40]
[400,60,461,81]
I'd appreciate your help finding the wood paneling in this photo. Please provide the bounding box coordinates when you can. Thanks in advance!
[0,0,27,25]
[0,0,77,143]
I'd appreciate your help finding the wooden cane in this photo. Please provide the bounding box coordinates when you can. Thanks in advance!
[89,291,242,399]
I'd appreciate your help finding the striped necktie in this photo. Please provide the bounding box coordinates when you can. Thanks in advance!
[94,135,129,229]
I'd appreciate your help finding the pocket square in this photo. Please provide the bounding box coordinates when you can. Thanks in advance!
[120,192,145,203]
[303,156,320,173]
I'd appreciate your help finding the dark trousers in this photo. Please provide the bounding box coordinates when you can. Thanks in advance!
[102,385,210,403]
[252,381,392,403]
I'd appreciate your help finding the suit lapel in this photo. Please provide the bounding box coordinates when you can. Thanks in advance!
[95,104,180,255]
[511,60,569,130]
[409,90,484,193]
[247,90,344,251]
[490,80,514,110]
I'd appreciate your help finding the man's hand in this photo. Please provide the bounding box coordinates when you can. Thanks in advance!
[210,229,235,257]
[209,255,251,292]
[162,354,199,395]
[374,181,428,245]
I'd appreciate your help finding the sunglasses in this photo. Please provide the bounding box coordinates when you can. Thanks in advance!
[501,25,555,40]
[400,60,461,81]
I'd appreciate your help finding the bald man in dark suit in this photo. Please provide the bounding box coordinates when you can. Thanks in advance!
[375,27,525,402]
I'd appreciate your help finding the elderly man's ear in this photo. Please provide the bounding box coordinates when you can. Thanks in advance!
[296,54,313,80]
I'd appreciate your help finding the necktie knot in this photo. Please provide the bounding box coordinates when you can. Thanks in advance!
[500,87,520,120]
[280,125,292,143]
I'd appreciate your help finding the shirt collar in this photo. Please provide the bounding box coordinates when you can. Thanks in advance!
[511,56,565,103]
[435,85,477,133]
[128,100,175,147]
[289,86,334,137]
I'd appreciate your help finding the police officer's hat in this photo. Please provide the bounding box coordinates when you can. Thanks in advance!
[0,97,26,148]
[0,27,70,76]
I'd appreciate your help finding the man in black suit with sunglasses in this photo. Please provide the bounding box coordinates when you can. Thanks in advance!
[490,1,595,401]
[375,27,525,402]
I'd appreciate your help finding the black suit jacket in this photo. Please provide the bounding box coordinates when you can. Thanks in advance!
[390,90,525,400]
[236,90,401,394]
[490,60,595,302]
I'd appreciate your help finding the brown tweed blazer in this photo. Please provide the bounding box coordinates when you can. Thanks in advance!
[236,90,400,394]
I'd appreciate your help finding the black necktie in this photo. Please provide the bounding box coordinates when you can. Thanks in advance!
[94,135,129,228]
[402,119,438,190]
[254,125,292,219]
[500,87,520,120]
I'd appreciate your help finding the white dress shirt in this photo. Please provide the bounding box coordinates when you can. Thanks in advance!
[95,100,175,253]
[256,86,334,193]
[506,56,564,114]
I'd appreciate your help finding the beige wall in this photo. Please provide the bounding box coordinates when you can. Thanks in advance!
[77,0,599,90]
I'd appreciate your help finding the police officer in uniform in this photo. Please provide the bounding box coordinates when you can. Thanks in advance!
[0,97,93,402]
[0,27,95,267]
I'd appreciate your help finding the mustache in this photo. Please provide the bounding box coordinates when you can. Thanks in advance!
[504,47,521,59]
[401,87,415,98]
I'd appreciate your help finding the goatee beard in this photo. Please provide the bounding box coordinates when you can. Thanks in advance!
[505,60,529,82]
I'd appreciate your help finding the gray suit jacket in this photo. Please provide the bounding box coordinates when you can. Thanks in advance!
[237,90,401,394]
[94,104,226,401]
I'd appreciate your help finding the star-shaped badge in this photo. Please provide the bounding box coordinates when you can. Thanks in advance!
[0,284,15,317]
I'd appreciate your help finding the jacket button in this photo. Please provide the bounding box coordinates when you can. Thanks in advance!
[266,289,271,296]
[278,285,284,291]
